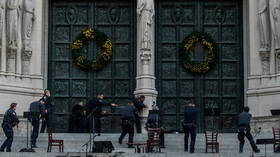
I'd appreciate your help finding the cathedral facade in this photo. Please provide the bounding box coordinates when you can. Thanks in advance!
[0,0,279,132]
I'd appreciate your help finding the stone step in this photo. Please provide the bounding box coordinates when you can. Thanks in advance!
[0,152,279,157]
[0,133,276,155]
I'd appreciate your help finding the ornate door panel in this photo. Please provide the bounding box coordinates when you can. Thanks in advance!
[49,0,136,132]
[156,0,243,132]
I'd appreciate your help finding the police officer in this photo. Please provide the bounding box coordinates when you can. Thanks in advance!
[0,103,19,152]
[40,89,53,133]
[29,99,45,148]
[145,104,165,148]
[118,101,136,148]
[88,93,117,135]
[238,106,260,153]
[132,95,146,133]
[183,103,198,153]
[70,100,87,133]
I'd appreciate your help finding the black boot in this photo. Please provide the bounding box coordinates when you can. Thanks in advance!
[239,143,244,153]
[250,141,260,153]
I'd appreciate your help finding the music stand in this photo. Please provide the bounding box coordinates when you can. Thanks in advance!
[19,112,35,152]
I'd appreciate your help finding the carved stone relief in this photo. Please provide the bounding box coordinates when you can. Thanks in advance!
[258,0,271,52]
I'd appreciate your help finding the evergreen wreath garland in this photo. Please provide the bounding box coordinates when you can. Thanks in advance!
[179,32,217,74]
[71,28,113,71]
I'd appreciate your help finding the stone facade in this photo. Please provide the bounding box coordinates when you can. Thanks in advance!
[0,0,278,129]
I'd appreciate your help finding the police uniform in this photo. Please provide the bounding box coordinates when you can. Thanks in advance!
[88,97,111,134]
[132,98,145,133]
[183,106,198,153]
[238,111,260,153]
[146,110,165,148]
[119,105,136,148]
[29,101,45,148]
[40,95,53,133]
[0,108,19,152]
[70,104,87,133]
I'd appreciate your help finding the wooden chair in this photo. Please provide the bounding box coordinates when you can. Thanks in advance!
[47,129,64,152]
[205,130,219,153]
[273,127,280,152]
[146,128,161,153]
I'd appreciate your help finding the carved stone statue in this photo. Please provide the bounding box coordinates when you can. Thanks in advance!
[269,0,280,52]
[22,0,35,54]
[6,0,20,73]
[137,0,154,51]
[6,0,20,52]
[21,0,35,74]
[0,0,5,48]
[258,0,271,52]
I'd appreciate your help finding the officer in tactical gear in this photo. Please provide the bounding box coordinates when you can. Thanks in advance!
[183,103,198,153]
[0,103,19,152]
[29,99,45,148]
[238,106,260,153]
[145,103,165,148]
[118,101,136,148]
[70,100,87,133]
[40,89,53,133]
[88,93,117,135]
[132,95,146,133]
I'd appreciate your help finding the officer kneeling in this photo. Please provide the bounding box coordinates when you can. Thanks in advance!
[0,103,19,152]
[118,101,136,148]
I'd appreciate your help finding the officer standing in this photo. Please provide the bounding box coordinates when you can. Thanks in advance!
[183,103,198,153]
[40,89,53,133]
[0,103,19,152]
[132,95,146,133]
[238,106,260,153]
[70,100,87,133]
[29,99,45,148]
[118,101,136,148]
[88,93,117,135]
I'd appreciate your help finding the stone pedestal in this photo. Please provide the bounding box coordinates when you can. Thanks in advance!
[251,116,280,133]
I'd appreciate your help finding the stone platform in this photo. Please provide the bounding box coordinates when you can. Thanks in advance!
[0,132,278,157]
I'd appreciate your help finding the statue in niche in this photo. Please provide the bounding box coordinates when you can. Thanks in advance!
[258,0,271,52]
[0,0,5,47]
[6,0,20,53]
[22,0,35,59]
[269,0,280,52]
[137,0,154,50]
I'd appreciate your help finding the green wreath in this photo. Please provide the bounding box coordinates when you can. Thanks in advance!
[179,32,217,74]
[71,28,113,71]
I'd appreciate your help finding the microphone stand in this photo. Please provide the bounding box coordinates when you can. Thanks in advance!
[81,108,97,153]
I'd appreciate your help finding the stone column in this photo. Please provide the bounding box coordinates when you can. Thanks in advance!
[257,0,271,75]
[0,0,5,73]
[6,0,20,73]
[22,0,36,75]
[134,0,158,131]
[259,51,270,75]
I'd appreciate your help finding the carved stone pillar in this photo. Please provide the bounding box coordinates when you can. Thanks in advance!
[6,49,16,73]
[259,51,270,74]
[135,0,158,131]
[275,50,280,73]
[22,0,35,75]
[22,50,32,74]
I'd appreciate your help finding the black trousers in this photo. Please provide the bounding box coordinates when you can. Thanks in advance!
[94,117,101,133]
[135,114,141,133]
[184,126,197,153]
[0,125,13,152]
[119,120,134,145]
[31,117,40,146]
[40,114,52,133]
[238,127,259,152]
